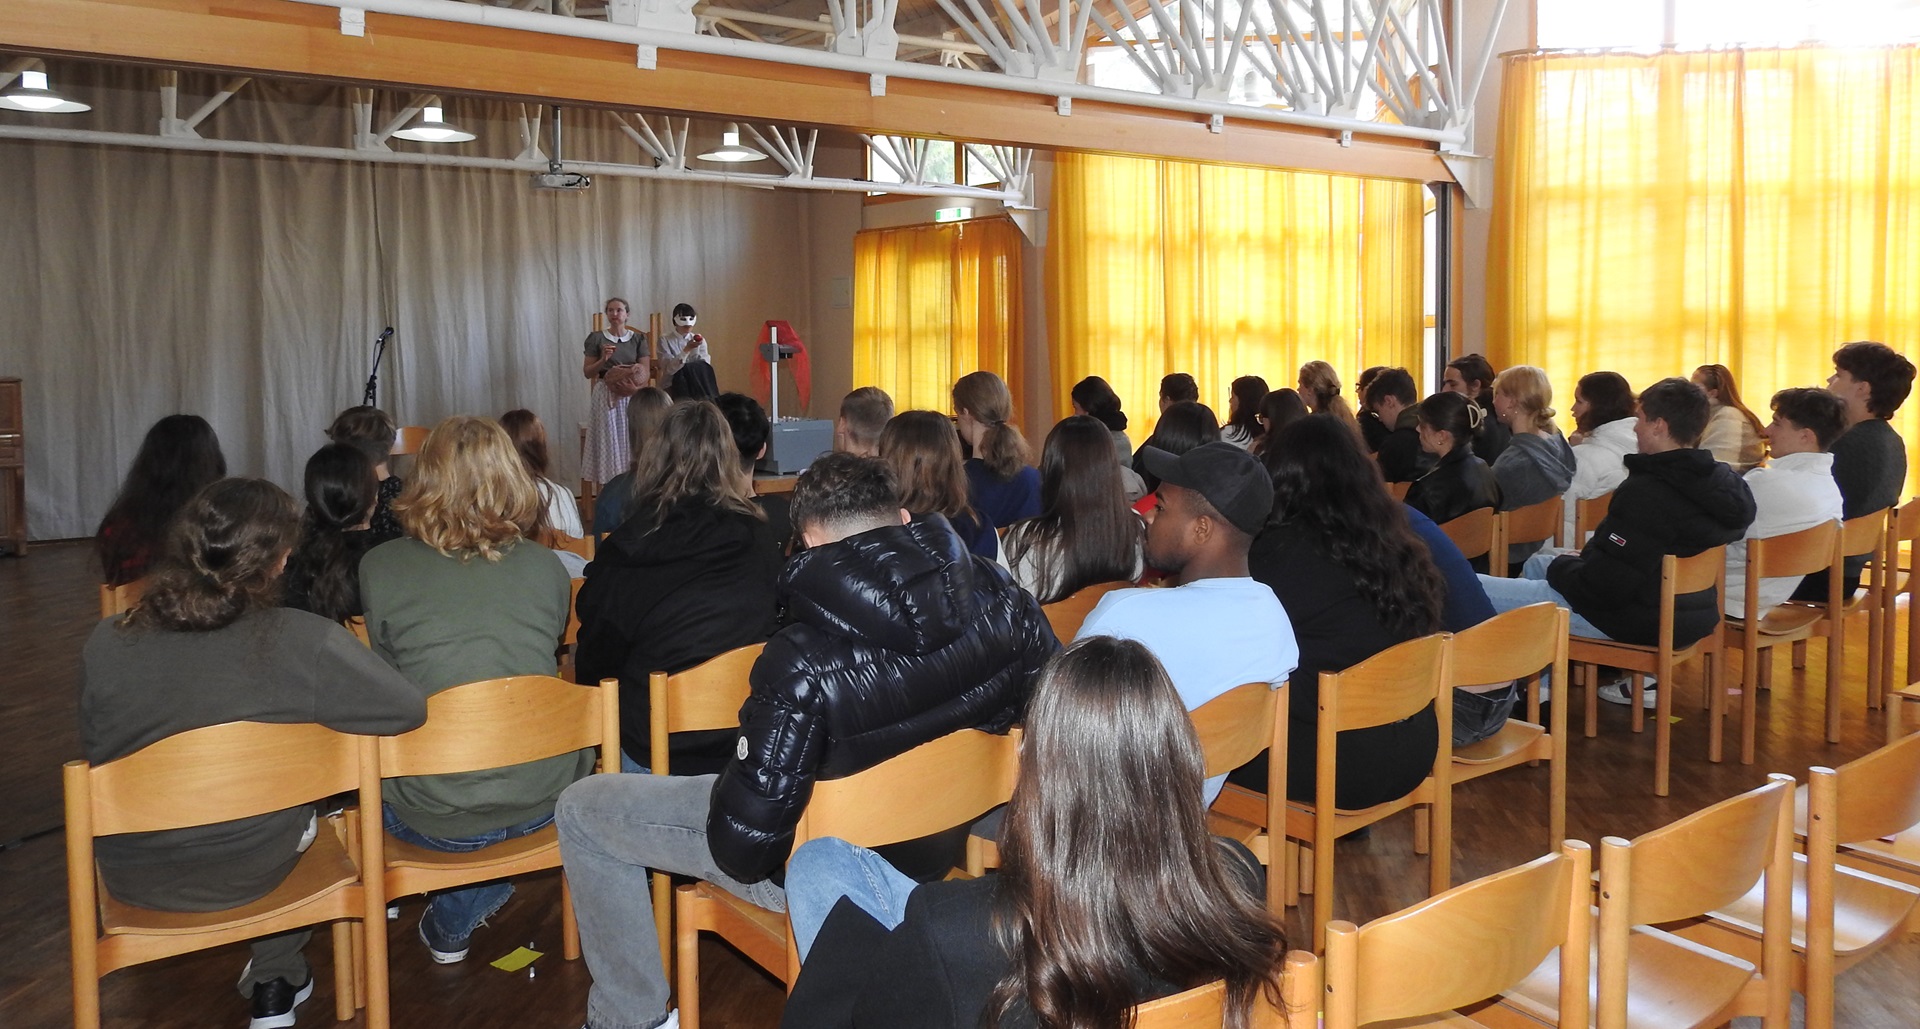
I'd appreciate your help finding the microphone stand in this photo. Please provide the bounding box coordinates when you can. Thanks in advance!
[362,328,395,407]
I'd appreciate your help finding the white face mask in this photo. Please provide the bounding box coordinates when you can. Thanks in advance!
[674,316,696,329]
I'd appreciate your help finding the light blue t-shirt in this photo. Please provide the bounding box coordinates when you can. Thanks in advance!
[1076,577,1298,803]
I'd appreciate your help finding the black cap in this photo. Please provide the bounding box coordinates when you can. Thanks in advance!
[1138,442,1273,537]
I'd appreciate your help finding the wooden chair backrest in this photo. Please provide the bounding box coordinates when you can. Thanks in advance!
[563,577,585,648]
[1838,508,1890,562]
[1437,508,1495,562]
[1574,490,1613,542]
[1322,633,1451,733]
[377,675,619,778]
[793,727,1023,851]
[1613,774,1791,926]
[1745,520,1841,583]
[98,578,146,620]
[346,617,371,647]
[1894,497,1920,554]
[648,643,763,775]
[1325,841,1592,1028]
[1449,602,1567,686]
[1190,681,1285,779]
[73,720,362,836]
[1129,980,1227,1027]
[541,529,595,562]
[1501,496,1564,551]
[1387,480,1411,502]
[1828,732,1920,846]
[1668,546,1728,596]
[1042,580,1130,641]
[394,425,430,456]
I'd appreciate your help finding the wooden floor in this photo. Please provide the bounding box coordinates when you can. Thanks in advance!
[2,540,1915,1028]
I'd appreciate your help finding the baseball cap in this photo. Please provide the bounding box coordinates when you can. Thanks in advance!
[1138,442,1273,536]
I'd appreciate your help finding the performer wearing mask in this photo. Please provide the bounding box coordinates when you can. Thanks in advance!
[659,302,718,400]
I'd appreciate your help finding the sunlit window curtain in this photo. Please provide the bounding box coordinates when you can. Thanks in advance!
[852,217,1025,412]
[1489,46,1920,493]
[1048,151,1425,438]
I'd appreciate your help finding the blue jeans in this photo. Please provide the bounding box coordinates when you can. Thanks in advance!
[381,804,554,942]
[784,837,918,961]
[1475,550,1614,642]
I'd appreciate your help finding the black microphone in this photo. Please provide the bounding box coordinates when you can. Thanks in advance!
[378,327,395,341]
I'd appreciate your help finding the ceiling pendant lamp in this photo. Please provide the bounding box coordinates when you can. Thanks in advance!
[0,70,91,113]
[697,122,766,163]
[392,105,475,143]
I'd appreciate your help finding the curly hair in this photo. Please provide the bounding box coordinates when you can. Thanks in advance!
[393,416,543,562]
[284,443,376,624]
[125,478,299,633]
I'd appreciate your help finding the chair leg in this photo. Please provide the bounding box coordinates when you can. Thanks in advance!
[1826,625,1844,745]
[350,920,366,1010]
[651,872,672,980]
[561,873,582,962]
[1794,638,1809,670]
[1584,664,1598,739]
[1741,645,1760,766]
[363,901,391,1029]
[1868,590,1885,709]
[71,942,99,1029]
[675,892,701,1029]
[1282,839,1302,908]
[1312,835,1336,952]
[1709,648,1729,764]
[1653,658,1674,797]
[332,921,355,1022]
[1412,806,1430,856]
[1630,672,1646,734]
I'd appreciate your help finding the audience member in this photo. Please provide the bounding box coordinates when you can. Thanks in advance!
[1561,371,1638,544]
[1297,359,1360,434]
[1794,340,1916,600]
[1069,374,1133,468]
[556,453,1057,1029]
[326,405,403,543]
[777,637,1287,1029]
[1001,416,1145,603]
[1490,365,1576,568]
[1133,400,1220,495]
[715,391,794,555]
[359,416,587,964]
[1253,388,1308,458]
[501,408,586,573]
[1725,388,1845,619]
[881,410,1000,560]
[832,386,893,458]
[1239,416,1452,802]
[574,401,782,772]
[1220,375,1268,450]
[1442,353,1512,462]
[282,442,378,624]
[1362,367,1431,483]
[95,413,227,586]
[1406,391,1499,534]
[1692,364,1766,473]
[592,387,672,540]
[953,371,1041,529]
[1158,371,1200,411]
[1077,442,1297,803]
[83,478,424,1028]
[1355,365,1391,452]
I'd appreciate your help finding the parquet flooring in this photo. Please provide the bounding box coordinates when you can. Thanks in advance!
[2,540,1915,1028]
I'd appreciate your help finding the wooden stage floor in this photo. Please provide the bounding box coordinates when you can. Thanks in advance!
[2,541,1915,1028]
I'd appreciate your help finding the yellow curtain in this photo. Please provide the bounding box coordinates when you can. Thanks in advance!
[1048,152,1426,438]
[852,216,1025,413]
[1490,45,1920,494]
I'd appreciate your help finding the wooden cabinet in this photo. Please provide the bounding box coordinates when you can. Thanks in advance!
[0,378,23,555]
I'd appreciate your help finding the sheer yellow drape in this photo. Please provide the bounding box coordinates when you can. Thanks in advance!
[852,216,1024,413]
[1490,46,1919,493]
[1048,151,1426,438]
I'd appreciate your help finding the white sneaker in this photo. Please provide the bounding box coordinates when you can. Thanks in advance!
[1598,676,1658,709]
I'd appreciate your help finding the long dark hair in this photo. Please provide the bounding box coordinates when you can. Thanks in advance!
[1138,401,1220,493]
[1415,391,1482,456]
[285,444,376,624]
[499,408,553,478]
[1253,389,1308,458]
[1069,376,1128,432]
[96,414,228,586]
[879,410,977,524]
[1265,415,1444,639]
[125,478,299,633]
[1225,376,1268,434]
[1573,372,1636,434]
[1004,416,1142,604]
[953,371,1033,480]
[990,637,1289,1029]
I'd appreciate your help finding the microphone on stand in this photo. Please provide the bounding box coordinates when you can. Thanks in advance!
[378,327,395,342]
[364,327,397,407]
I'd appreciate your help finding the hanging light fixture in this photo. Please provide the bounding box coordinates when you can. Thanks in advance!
[392,104,475,143]
[697,122,766,163]
[0,70,91,114]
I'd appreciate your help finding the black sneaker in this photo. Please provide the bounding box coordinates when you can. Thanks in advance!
[249,976,314,1029]
[419,908,470,964]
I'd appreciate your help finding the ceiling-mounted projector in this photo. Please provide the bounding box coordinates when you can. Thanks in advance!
[534,169,592,191]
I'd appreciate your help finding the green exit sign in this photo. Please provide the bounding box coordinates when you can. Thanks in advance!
[934,207,973,222]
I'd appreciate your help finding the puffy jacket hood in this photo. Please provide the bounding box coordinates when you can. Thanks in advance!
[1620,448,1755,532]
[780,516,979,657]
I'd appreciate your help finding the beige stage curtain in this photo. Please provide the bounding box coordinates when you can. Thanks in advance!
[1046,151,1426,439]
[1489,46,1920,494]
[851,217,1025,413]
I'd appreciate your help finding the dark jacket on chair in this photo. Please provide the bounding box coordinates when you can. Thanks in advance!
[708,516,1059,885]
[1404,446,1499,528]
[1547,448,1756,647]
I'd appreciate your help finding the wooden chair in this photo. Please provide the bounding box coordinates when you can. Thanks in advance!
[97,577,145,619]
[674,726,1024,1029]
[1387,480,1411,502]
[392,425,430,457]
[346,616,371,647]
[1130,949,1319,1029]
[1192,681,1289,913]
[1040,579,1130,641]
[368,675,619,1017]
[1432,602,1570,852]
[1491,495,1564,578]
[1567,546,1727,797]
[646,643,763,976]
[556,577,585,679]
[1883,498,1918,699]
[1282,633,1454,951]
[1785,507,1890,729]
[1437,508,1496,567]
[1719,520,1841,765]
[1323,841,1593,1029]
[66,721,383,1029]
[1490,774,1796,1029]
[1685,734,1920,1029]
[1561,488,1615,548]
[540,528,595,564]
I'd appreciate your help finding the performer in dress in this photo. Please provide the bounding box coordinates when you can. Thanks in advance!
[658,302,718,400]
[581,297,649,487]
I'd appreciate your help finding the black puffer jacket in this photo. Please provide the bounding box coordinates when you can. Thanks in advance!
[707,516,1058,884]
[1404,445,1499,528]
[1547,448,1755,647]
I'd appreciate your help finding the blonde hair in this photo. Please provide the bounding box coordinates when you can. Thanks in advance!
[394,416,543,562]
[626,401,761,532]
[1493,365,1559,435]
[1298,360,1360,432]
[952,371,1031,479]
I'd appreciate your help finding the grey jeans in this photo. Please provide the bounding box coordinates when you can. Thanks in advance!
[556,773,787,1029]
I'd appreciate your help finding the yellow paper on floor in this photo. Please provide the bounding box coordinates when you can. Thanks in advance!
[491,946,542,972]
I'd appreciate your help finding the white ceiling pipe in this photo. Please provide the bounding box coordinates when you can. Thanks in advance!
[0,123,1027,201]
[284,0,1468,146]
[695,4,985,56]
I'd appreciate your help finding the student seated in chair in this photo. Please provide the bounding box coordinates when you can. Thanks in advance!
[1792,340,1915,601]
[556,452,1059,1029]
[82,478,424,1029]
[1724,388,1846,620]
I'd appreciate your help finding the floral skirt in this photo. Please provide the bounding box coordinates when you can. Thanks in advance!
[581,380,631,486]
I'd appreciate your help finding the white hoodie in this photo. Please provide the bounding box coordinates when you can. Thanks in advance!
[1725,451,1842,619]
[1560,416,1638,544]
